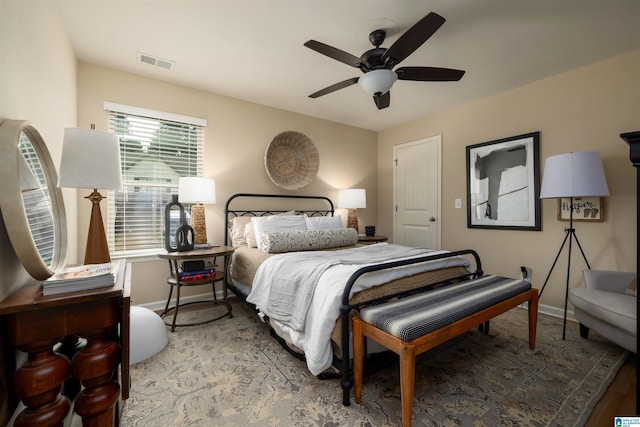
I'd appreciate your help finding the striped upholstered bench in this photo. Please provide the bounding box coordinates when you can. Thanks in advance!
[352,275,539,427]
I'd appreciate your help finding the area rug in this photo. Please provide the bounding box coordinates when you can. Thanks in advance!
[121,301,627,426]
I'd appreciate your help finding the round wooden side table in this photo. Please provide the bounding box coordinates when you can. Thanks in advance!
[158,246,235,332]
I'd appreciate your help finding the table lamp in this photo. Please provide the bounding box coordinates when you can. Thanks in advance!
[339,188,366,232]
[539,151,609,339]
[178,177,216,245]
[58,126,122,265]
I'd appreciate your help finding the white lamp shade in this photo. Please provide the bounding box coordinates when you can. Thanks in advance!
[540,151,609,199]
[58,128,122,190]
[178,177,216,204]
[339,188,366,209]
[358,69,397,96]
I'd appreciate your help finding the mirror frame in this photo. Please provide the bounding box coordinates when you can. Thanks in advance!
[0,119,67,280]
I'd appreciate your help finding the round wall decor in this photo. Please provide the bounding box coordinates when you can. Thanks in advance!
[265,131,319,190]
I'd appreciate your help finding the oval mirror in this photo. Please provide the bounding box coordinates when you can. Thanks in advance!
[0,119,67,280]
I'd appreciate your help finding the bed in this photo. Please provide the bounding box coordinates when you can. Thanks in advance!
[224,193,481,404]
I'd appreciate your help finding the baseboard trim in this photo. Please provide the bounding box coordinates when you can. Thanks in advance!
[517,300,575,322]
[137,291,227,313]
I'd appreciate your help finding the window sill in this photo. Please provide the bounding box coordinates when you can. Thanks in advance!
[112,249,165,264]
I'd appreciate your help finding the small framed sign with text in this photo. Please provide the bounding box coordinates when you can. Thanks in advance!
[557,197,604,222]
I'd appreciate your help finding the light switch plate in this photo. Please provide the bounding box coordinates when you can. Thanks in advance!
[455,198,462,209]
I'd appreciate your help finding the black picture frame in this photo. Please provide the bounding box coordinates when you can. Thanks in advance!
[466,132,541,231]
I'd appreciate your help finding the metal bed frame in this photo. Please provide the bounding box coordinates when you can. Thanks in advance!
[223,193,483,405]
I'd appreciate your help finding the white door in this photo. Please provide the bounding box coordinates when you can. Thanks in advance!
[393,136,441,248]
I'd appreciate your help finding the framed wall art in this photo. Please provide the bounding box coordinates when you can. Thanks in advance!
[466,132,541,231]
[557,197,604,222]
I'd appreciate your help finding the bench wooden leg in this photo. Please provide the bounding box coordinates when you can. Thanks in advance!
[528,289,539,350]
[353,316,364,404]
[399,343,416,427]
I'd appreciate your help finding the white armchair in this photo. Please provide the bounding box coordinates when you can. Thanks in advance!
[568,270,636,353]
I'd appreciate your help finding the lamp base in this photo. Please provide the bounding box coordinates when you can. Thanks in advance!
[538,199,590,340]
[84,190,111,265]
[347,208,359,232]
[190,204,208,245]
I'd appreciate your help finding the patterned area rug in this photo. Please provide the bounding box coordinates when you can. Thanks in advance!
[122,301,627,426]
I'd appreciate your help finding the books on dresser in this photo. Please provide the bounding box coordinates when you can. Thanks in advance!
[42,260,122,296]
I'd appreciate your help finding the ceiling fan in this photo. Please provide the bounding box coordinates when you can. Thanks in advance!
[304,12,465,110]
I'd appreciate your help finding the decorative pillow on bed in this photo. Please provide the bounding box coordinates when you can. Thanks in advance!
[304,215,344,230]
[229,217,254,247]
[244,223,258,248]
[228,211,296,247]
[258,228,358,253]
[251,215,307,251]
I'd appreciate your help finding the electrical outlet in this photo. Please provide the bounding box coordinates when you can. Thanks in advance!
[520,266,531,282]
[455,198,462,209]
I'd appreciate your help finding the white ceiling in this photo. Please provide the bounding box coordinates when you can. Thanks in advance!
[56,0,640,132]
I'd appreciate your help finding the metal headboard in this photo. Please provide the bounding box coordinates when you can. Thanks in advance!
[224,193,335,246]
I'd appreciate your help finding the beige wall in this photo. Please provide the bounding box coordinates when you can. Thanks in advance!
[378,49,640,313]
[77,63,377,305]
[0,1,77,423]
[0,1,77,298]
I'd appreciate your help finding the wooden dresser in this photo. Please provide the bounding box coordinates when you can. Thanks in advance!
[0,262,131,426]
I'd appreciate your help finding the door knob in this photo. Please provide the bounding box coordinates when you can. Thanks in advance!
[429,217,436,222]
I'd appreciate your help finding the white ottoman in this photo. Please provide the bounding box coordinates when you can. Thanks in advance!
[130,306,169,364]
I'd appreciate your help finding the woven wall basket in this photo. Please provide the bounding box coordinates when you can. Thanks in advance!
[265,131,319,190]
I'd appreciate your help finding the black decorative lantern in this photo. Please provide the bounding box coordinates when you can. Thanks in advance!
[164,194,187,251]
[175,223,194,252]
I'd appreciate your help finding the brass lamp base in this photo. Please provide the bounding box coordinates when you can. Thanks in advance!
[84,190,111,265]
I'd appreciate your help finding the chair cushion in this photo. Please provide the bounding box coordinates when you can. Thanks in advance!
[359,275,530,342]
[569,288,636,336]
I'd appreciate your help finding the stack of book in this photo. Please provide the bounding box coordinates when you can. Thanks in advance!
[42,260,122,296]
[177,267,217,281]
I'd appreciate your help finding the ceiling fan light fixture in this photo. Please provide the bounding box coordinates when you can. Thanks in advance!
[358,69,397,96]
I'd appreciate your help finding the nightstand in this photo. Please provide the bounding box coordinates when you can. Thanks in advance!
[358,235,389,244]
[158,246,235,332]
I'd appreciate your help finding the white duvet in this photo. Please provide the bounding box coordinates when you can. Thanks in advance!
[247,243,471,375]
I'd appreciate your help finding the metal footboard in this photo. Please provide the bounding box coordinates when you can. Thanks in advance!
[338,248,483,406]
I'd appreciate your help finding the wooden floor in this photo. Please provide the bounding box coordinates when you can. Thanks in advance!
[585,353,637,425]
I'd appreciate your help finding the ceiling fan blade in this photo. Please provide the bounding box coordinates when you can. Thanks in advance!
[304,40,363,68]
[382,12,446,68]
[374,91,390,109]
[396,66,465,81]
[309,77,359,98]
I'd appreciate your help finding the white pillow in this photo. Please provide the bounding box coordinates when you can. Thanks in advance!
[251,215,307,251]
[228,211,296,247]
[244,223,258,248]
[304,215,344,230]
[229,217,253,247]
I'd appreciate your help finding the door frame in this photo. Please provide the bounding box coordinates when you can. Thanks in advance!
[393,135,442,248]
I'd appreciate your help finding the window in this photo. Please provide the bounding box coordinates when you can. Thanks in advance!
[104,102,206,256]
[20,132,55,264]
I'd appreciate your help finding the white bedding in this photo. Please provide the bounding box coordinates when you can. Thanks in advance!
[246,243,471,375]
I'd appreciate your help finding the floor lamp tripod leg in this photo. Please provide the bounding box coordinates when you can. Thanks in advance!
[563,230,574,340]
[539,229,570,298]
[569,230,591,270]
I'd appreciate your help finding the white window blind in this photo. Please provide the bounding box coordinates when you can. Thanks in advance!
[104,103,206,256]
[20,133,55,265]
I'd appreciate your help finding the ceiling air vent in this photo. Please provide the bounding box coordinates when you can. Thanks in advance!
[137,52,174,71]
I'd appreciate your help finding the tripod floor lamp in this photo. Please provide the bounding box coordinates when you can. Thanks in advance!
[538,151,609,339]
